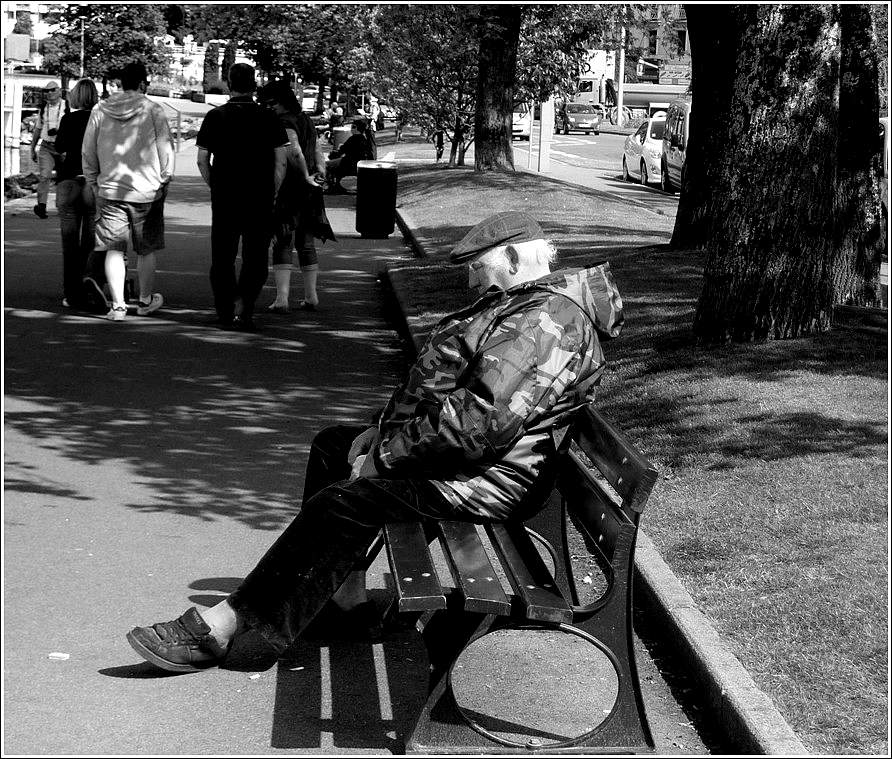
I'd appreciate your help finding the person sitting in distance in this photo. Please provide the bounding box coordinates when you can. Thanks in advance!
[325,119,373,193]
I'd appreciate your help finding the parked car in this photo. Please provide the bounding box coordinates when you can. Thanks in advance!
[660,98,692,193]
[512,103,532,141]
[555,103,602,135]
[622,116,666,186]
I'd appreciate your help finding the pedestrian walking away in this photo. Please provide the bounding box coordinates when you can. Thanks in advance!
[257,80,333,313]
[30,80,69,219]
[196,63,288,331]
[53,77,107,314]
[126,211,625,675]
[82,61,173,322]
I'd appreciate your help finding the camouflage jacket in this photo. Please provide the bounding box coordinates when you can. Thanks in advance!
[373,263,624,520]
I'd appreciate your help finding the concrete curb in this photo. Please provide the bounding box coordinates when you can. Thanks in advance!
[634,533,809,756]
[388,205,810,757]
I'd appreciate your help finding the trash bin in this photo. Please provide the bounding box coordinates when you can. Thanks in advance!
[331,124,352,151]
[355,160,397,239]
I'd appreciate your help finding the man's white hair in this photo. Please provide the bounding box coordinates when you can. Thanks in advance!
[511,238,557,265]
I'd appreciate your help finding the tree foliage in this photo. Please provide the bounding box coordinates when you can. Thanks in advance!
[185,3,367,102]
[685,4,884,344]
[361,5,479,165]
[42,4,169,89]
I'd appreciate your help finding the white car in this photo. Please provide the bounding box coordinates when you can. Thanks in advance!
[622,116,666,186]
[512,104,532,141]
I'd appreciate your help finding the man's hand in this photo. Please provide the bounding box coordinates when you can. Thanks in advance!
[347,426,380,466]
[349,452,380,480]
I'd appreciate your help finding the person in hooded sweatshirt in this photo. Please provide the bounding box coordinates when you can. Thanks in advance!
[82,61,173,322]
[125,211,626,674]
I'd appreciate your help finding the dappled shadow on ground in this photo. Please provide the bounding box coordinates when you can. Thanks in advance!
[3,204,408,532]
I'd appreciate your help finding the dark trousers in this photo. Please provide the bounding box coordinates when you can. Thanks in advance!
[56,177,105,302]
[209,199,273,320]
[227,425,456,653]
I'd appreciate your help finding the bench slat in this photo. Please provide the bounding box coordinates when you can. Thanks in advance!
[485,521,572,624]
[384,522,446,612]
[559,449,635,564]
[438,521,512,616]
[572,406,658,516]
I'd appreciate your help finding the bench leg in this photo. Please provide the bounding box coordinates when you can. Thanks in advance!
[403,610,655,754]
[403,602,496,754]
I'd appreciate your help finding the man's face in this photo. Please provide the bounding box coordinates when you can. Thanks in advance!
[467,247,511,295]
[44,86,61,103]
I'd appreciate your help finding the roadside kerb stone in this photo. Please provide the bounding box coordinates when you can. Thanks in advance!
[635,533,809,756]
[389,202,809,757]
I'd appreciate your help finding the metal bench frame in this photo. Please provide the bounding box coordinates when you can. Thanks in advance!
[360,405,658,754]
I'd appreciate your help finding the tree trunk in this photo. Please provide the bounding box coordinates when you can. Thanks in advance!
[203,41,220,91]
[692,5,882,344]
[221,40,237,85]
[473,5,522,172]
[832,4,884,307]
[671,5,742,250]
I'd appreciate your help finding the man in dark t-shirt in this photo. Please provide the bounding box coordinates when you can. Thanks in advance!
[196,63,288,329]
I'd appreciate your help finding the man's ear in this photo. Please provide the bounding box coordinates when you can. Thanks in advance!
[504,245,520,274]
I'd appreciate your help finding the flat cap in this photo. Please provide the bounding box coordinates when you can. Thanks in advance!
[449,211,545,263]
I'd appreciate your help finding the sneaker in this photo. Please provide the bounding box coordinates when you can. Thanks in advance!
[83,277,108,314]
[33,203,47,219]
[126,607,231,673]
[136,293,164,316]
[106,306,127,322]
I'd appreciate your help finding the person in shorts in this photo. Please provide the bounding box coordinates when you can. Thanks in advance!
[82,61,173,322]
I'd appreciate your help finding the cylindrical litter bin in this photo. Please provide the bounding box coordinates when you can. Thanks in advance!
[331,124,352,151]
[355,160,397,239]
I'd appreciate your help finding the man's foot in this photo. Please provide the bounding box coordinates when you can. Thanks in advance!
[136,293,164,316]
[127,607,231,673]
[303,600,384,642]
[266,302,291,315]
[295,301,318,312]
[106,305,127,322]
[33,203,48,219]
[232,315,257,332]
[83,277,108,314]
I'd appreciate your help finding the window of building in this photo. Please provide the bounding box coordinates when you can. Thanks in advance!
[648,29,658,55]
[677,29,688,52]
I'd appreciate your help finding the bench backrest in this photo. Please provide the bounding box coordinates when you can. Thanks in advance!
[552,404,657,574]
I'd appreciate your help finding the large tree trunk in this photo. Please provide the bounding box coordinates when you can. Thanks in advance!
[692,5,883,344]
[832,4,884,307]
[474,5,522,172]
[670,5,741,250]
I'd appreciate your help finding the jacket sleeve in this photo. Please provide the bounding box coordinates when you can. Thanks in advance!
[81,110,101,186]
[373,302,586,476]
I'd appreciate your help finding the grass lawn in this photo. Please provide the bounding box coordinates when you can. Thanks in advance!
[389,163,889,755]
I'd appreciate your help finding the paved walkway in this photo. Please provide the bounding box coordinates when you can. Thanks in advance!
[4,142,708,755]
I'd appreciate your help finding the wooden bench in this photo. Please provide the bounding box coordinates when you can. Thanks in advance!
[358,404,658,754]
